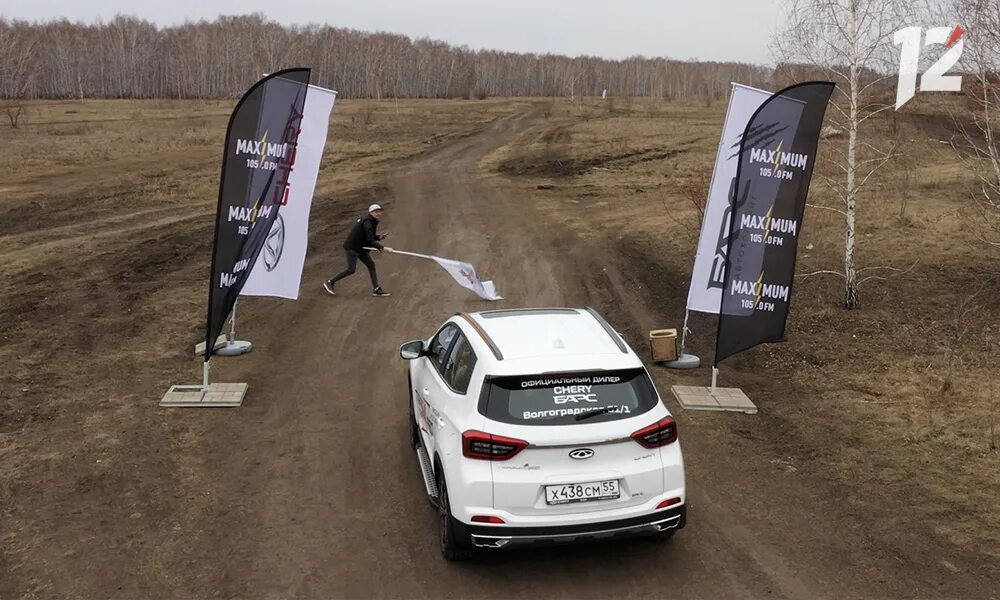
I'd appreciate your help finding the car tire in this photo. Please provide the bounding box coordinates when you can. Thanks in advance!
[437,473,474,561]
[408,373,420,449]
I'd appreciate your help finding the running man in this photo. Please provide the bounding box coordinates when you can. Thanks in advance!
[324,203,393,297]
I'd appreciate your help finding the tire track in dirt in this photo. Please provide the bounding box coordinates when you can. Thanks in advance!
[0,211,211,269]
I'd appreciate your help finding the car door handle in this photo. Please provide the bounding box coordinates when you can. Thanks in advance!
[436,417,446,427]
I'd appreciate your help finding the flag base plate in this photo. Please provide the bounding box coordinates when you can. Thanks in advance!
[194,335,228,357]
[214,340,253,356]
[670,385,757,414]
[662,353,701,369]
[160,383,248,407]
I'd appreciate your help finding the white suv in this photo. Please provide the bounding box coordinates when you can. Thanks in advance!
[400,307,686,560]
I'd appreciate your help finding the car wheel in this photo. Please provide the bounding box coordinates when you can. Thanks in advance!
[437,473,474,561]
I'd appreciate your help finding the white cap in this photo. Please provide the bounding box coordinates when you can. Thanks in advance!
[368,203,383,212]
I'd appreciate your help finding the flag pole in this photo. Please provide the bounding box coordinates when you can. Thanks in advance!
[664,307,700,369]
[364,246,437,260]
[215,298,253,356]
[230,299,237,341]
[678,308,691,355]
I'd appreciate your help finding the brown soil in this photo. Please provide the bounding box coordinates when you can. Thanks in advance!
[0,98,997,599]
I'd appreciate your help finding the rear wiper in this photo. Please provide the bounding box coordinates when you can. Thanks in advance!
[575,406,618,421]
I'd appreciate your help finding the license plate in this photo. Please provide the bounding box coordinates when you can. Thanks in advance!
[545,480,620,505]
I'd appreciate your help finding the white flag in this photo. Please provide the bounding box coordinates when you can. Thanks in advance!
[242,84,337,299]
[368,247,504,301]
[431,256,504,301]
[687,83,773,314]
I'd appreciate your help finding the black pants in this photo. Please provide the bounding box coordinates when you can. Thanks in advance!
[330,249,379,289]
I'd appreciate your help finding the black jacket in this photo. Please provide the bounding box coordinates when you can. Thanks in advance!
[343,214,384,251]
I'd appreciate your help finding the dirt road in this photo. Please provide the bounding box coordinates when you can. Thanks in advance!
[135,112,984,598]
[3,107,993,599]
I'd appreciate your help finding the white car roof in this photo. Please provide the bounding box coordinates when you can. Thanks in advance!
[455,308,644,376]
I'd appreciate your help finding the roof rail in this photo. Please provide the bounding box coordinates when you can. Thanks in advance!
[456,313,504,360]
[478,308,578,319]
[584,307,628,354]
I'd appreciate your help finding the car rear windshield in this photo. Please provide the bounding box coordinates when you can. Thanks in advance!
[479,369,658,426]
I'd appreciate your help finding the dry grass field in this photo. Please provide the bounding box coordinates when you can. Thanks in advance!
[1,96,997,597]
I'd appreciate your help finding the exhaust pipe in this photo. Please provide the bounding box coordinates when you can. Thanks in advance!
[653,516,681,532]
[471,536,512,549]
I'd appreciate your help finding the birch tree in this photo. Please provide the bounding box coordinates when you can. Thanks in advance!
[773,0,910,308]
[0,15,772,101]
[0,20,36,98]
[948,0,1000,250]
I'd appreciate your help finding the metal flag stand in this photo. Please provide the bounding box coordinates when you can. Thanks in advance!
[663,309,701,369]
[189,299,252,357]
[159,358,248,408]
[664,308,755,414]
[160,301,250,408]
[214,299,253,356]
[670,363,756,415]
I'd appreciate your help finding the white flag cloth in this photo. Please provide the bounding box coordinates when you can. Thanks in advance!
[686,83,772,314]
[369,248,503,301]
[431,256,503,301]
[242,84,337,299]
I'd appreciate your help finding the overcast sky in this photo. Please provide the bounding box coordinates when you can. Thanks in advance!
[0,0,785,64]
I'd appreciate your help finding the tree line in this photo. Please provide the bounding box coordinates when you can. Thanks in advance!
[0,14,771,100]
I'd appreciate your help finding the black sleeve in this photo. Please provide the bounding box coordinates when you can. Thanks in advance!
[363,218,383,250]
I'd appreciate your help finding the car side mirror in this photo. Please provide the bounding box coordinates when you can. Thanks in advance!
[400,340,426,360]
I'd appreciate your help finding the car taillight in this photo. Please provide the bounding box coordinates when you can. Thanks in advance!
[631,417,678,448]
[462,430,528,461]
[471,515,506,524]
[657,497,682,509]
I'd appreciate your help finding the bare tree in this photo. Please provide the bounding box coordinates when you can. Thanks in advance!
[0,16,772,102]
[2,102,23,127]
[773,0,911,308]
[0,20,36,98]
[948,0,1000,249]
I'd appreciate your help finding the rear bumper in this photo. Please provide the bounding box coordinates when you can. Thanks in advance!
[467,504,686,549]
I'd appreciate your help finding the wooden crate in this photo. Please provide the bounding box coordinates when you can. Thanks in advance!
[649,328,678,362]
